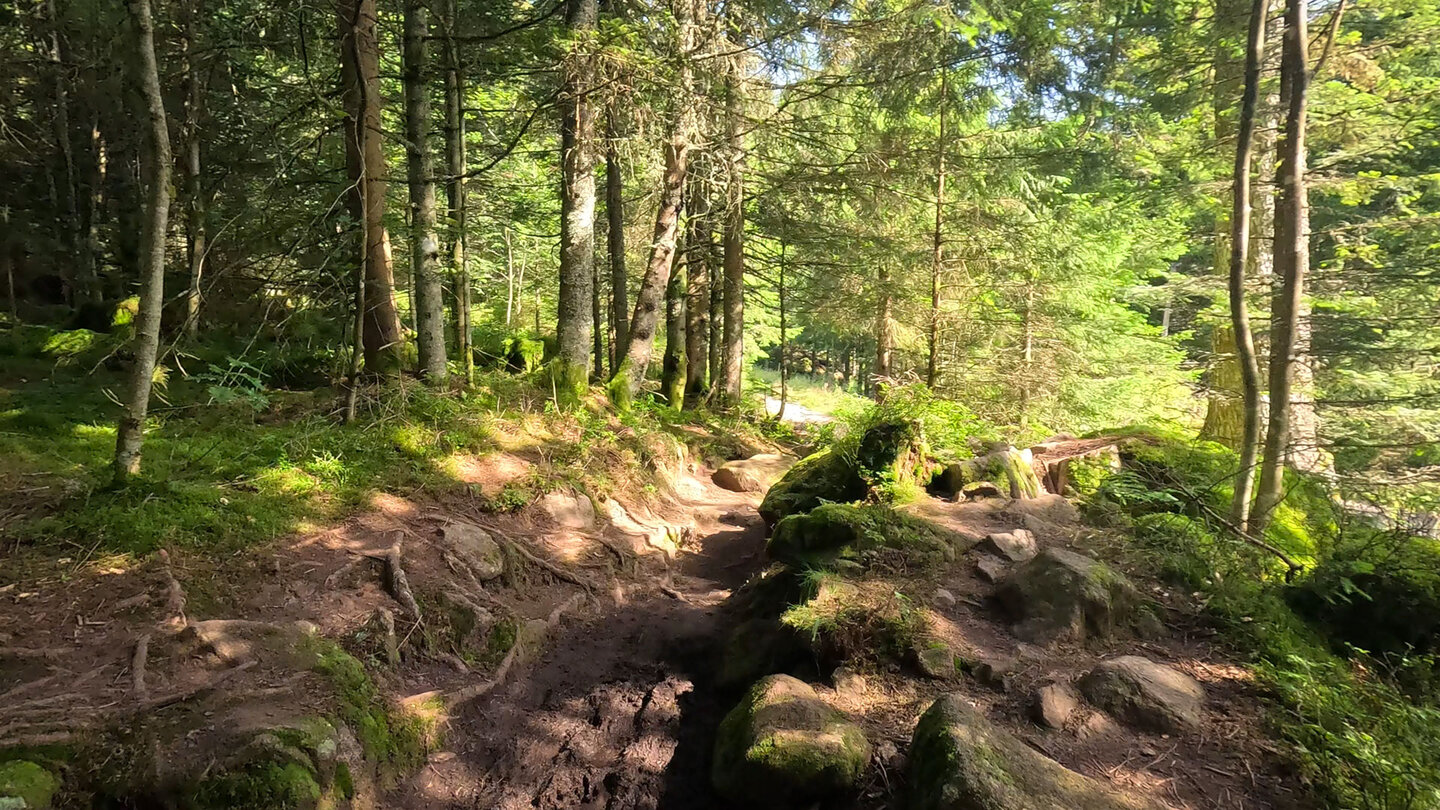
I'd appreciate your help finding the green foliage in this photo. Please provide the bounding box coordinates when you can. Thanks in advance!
[0,759,60,809]
[767,503,956,570]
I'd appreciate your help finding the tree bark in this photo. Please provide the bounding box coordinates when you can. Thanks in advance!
[661,252,686,406]
[776,234,788,422]
[113,0,172,482]
[555,0,599,404]
[609,0,697,407]
[46,0,94,306]
[404,0,447,383]
[1227,0,1270,531]
[683,158,711,404]
[1252,0,1309,535]
[1200,0,1251,448]
[927,65,947,389]
[338,0,403,375]
[718,67,746,407]
[442,0,471,384]
[874,261,894,397]
[181,0,207,339]
[605,112,628,372]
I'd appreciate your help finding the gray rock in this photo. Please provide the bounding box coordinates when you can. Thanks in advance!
[1031,682,1081,730]
[441,522,505,580]
[1003,493,1079,526]
[933,587,957,608]
[537,489,595,529]
[908,694,1163,810]
[1078,656,1205,734]
[970,658,1014,692]
[917,645,957,680]
[995,548,1153,645]
[713,453,795,493]
[962,481,1004,500]
[712,675,871,807]
[975,556,1008,583]
[832,666,868,697]
[981,529,1038,562]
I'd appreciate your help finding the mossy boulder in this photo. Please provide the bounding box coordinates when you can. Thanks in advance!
[767,503,956,570]
[712,675,871,807]
[1077,656,1205,734]
[0,760,60,810]
[995,548,1155,645]
[934,447,1043,500]
[759,448,866,528]
[718,618,809,689]
[855,420,933,500]
[907,694,1161,810]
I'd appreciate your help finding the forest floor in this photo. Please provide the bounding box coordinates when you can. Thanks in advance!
[0,380,1298,809]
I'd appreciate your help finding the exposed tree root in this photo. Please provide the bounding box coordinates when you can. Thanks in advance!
[157,548,187,628]
[353,540,423,621]
[440,592,584,709]
[501,539,594,593]
[139,659,257,713]
[0,646,67,661]
[132,633,152,702]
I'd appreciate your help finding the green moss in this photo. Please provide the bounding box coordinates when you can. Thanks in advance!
[606,360,635,412]
[767,503,955,570]
[758,448,866,526]
[191,760,322,809]
[779,573,928,666]
[299,638,430,776]
[547,358,589,408]
[0,760,59,809]
[503,336,545,374]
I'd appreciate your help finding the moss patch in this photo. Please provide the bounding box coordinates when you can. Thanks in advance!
[0,760,59,809]
[767,503,955,570]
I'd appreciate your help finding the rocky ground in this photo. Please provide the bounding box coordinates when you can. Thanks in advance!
[1,421,1304,809]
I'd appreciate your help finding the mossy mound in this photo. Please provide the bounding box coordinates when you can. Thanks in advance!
[503,336,545,373]
[759,448,866,528]
[718,617,810,689]
[907,694,1160,810]
[0,760,60,809]
[759,421,934,528]
[712,675,870,807]
[995,548,1156,645]
[767,503,956,570]
[779,573,930,669]
[933,447,1043,500]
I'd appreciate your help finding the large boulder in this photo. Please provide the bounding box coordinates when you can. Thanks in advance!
[712,675,871,807]
[714,454,796,493]
[1077,656,1205,734]
[759,448,866,528]
[767,504,956,569]
[440,522,505,581]
[995,548,1153,645]
[854,420,932,497]
[907,694,1161,810]
[537,489,596,529]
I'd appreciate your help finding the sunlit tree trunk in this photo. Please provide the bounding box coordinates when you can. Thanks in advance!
[776,234,788,422]
[1228,0,1270,530]
[404,0,447,383]
[555,0,599,404]
[442,0,471,384]
[609,0,698,407]
[684,158,711,405]
[338,0,403,375]
[113,0,171,482]
[605,112,628,372]
[1200,0,1250,448]
[718,66,745,407]
[874,261,894,397]
[1252,0,1309,535]
[927,65,947,388]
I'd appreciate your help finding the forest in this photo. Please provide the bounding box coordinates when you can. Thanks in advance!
[0,0,1438,806]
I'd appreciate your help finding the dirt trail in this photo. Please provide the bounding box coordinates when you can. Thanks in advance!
[389,477,766,810]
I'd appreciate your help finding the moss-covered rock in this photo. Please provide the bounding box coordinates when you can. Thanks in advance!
[907,694,1160,810]
[0,760,60,809]
[933,447,1043,500]
[503,336,545,373]
[855,420,933,501]
[712,675,870,807]
[767,504,956,570]
[759,448,866,528]
[995,548,1155,645]
[718,618,808,689]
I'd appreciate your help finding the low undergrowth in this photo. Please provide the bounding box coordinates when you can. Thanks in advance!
[1082,425,1440,809]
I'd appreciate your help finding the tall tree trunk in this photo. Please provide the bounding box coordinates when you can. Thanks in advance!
[555,0,599,404]
[683,158,710,404]
[46,0,93,306]
[1201,0,1251,448]
[661,253,686,406]
[1252,0,1309,535]
[708,240,722,390]
[609,0,697,408]
[1228,0,1271,530]
[442,0,471,384]
[776,234,788,422]
[113,0,172,482]
[718,67,745,407]
[404,0,447,383]
[606,112,628,372]
[338,0,403,375]
[927,65,947,388]
[874,261,894,397]
[181,0,207,339]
